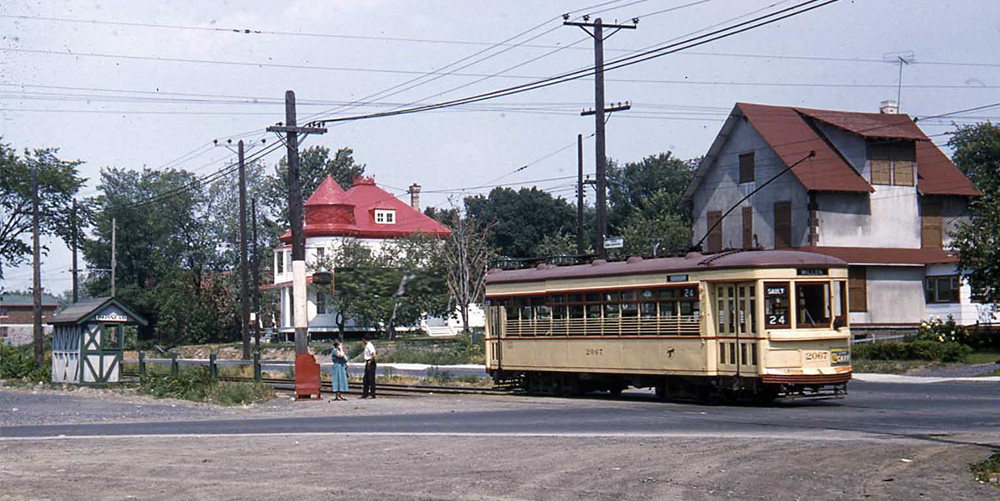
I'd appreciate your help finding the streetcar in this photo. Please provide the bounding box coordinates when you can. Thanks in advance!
[483,249,852,403]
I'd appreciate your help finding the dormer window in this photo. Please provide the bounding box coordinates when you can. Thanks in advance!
[868,140,915,186]
[374,209,396,224]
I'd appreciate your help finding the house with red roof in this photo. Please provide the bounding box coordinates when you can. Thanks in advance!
[682,101,997,333]
[269,175,453,338]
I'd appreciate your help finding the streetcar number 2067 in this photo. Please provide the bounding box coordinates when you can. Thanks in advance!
[585,348,604,356]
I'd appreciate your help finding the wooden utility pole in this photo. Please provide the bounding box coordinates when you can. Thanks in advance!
[565,17,635,258]
[251,197,261,353]
[71,200,78,303]
[31,166,43,364]
[267,90,326,355]
[576,134,584,255]
[111,217,117,297]
[238,140,251,360]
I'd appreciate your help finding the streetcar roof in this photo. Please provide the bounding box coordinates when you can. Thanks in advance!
[486,249,847,284]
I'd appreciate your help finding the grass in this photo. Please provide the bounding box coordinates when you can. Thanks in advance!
[139,367,274,405]
[851,359,936,374]
[965,351,1000,365]
[972,450,1000,486]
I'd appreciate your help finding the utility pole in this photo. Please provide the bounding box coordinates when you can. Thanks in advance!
[238,140,251,360]
[576,134,584,255]
[267,90,326,355]
[71,199,78,303]
[251,197,261,354]
[31,166,43,364]
[564,16,635,258]
[111,217,116,297]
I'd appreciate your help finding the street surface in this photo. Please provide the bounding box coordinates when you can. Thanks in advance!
[2,380,998,500]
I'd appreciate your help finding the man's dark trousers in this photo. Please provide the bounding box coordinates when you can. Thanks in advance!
[363,360,376,398]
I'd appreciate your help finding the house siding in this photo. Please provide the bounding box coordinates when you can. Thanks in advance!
[849,266,925,325]
[691,119,809,250]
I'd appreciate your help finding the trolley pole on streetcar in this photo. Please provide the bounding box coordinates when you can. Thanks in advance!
[564,16,635,259]
[267,90,326,356]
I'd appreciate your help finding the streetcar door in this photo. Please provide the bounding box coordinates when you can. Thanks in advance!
[488,301,503,367]
[714,283,758,374]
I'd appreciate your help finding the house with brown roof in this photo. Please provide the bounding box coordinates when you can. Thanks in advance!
[682,101,997,333]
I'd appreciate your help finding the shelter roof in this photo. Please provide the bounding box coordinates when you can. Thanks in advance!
[48,297,148,326]
[486,249,846,286]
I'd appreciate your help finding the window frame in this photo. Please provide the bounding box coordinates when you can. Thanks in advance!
[925,275,960,304]
[374,209,396,224]
[738,152,755,184]
[763,281,791,329]
[794,280,832,329]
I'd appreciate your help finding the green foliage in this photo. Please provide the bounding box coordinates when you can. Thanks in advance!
[949,122,1000,304]
[263,146,365,226]
[379,334,484,365]
[0,343,51,383]
[0,140,84,279]
[139,367,273,405]
[971,450,1000,486]
[852,341,972,362]
[315,235,450,338]
[464,187,576,258]
[607,152,695,255]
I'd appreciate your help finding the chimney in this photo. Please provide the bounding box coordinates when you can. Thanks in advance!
[408,183,421,211]
[879,99,898,114]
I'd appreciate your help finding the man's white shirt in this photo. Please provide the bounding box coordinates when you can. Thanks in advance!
[364,341,376,361]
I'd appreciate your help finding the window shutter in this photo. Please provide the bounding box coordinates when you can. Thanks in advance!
[921,198,942,249]
[773,202,792,249]
[848,266,867,312]
[871,159,892,185]
[707,211,723,253]
[742,207,753,249]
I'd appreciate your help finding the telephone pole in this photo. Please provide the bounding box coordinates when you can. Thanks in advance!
[71,199,79,303]
[576,134,584,255]
[267,90,327,355]
[251,197,261,353]
[564,16,635,258]
[31,166,43,364]
[111,217,117,297]
[238,140,251,360]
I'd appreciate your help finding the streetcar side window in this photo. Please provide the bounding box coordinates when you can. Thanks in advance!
[533,297,551,320]
[621,290,638,317]
[504,300,518,321]
[519,298,533,321]
[833,281,848,328]
[796,282,831,328]
[603,292,620,319]
[764,282,790,329]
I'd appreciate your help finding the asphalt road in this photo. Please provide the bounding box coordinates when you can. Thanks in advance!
[3,380,998,443]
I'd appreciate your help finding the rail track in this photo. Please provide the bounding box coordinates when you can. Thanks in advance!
[122,371,510,396]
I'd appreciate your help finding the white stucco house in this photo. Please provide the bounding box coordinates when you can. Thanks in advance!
[266,175,483,339]
[682,101,998,334]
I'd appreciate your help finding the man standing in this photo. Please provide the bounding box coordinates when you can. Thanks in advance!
[361,336,377,399]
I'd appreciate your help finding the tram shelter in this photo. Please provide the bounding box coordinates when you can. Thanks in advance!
[49,297,147,384]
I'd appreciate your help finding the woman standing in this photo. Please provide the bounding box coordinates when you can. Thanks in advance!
[330,342,349,401]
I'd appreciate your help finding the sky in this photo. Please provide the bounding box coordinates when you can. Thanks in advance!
[2,0,999,293]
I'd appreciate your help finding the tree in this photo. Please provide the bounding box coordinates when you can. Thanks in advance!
[949,122,1000,304]
[83,167,238,344]
[606,152,695,252]
[442,216,494,334]
[464,187,576,258]
[0,141,84,279]
[314,235,450,340]
[263,146,365,226]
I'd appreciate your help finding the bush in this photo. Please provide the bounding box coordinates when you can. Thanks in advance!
[0,344,51,383]
[209,381,274,405]
[911,315,970,344]
[853,341,972,362]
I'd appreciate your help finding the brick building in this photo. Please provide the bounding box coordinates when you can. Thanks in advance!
[0,293,61,346]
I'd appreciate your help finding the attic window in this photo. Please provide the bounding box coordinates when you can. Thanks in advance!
[374,209,396,224]
[868,140,915,186]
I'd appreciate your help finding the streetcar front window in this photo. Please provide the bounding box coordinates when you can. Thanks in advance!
[764,282,790,329]
[796,282,831,328]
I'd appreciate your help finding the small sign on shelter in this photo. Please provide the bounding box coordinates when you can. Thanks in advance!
[48,297,148,385]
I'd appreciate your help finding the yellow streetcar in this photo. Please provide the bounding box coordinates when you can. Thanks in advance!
[484,249,852,403]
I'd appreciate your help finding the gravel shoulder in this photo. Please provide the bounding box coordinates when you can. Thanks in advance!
[2,435,997,501]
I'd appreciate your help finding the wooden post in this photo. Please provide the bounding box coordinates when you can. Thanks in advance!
[138,350,146,378]
[253,352,261,382]
[170,352,178,377]
[209,353,218,380]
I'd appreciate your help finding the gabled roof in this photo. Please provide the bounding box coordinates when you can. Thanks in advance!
[48,297,148,326]
[684,102,981,200]
[738,103,874,193]
[280,175,451,242]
